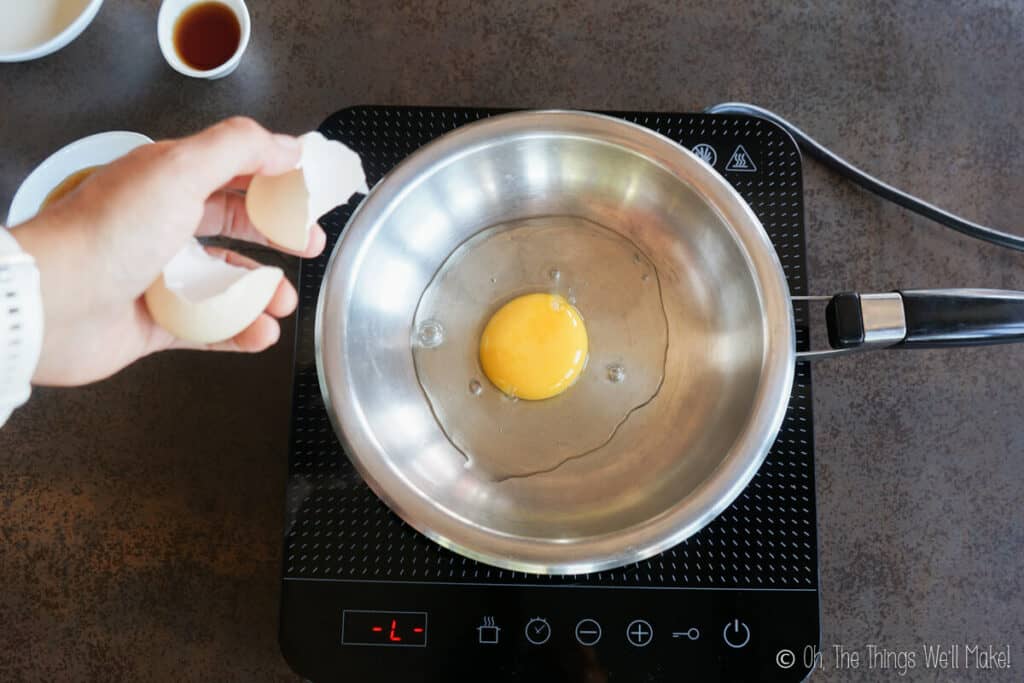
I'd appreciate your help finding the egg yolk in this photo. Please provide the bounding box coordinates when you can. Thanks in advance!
[479,293,588,400]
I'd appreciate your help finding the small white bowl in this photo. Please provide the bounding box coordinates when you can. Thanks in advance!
[6,131,153,227]
[0,0,105,63]
[157,0,251,80]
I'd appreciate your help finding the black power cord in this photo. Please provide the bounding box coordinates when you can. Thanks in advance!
[704,102,1024,252]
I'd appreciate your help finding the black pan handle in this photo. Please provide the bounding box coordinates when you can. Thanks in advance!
[798,289,1024,360]
[897,289,1024,347]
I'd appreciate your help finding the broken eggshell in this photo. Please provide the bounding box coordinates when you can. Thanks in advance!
[245,131,368,251]
[145,132,365,345]
[144,239,283,344]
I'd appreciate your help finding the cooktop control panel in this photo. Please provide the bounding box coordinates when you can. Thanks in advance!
[281,581,819,682]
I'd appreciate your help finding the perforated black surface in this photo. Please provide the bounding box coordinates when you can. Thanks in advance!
[284,107,816,589]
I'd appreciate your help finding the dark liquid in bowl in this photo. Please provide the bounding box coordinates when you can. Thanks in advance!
[173,2,241,71]
[42,166,100,209]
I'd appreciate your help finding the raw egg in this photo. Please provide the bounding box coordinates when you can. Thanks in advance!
[412,217,669,480]
[479,293,588,401]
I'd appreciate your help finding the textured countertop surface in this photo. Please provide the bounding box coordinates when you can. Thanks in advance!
[1,1,1022,681]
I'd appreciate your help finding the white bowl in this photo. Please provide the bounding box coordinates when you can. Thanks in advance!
[7,131,153,227]
[157,0,251,80]
[0,0,105,62]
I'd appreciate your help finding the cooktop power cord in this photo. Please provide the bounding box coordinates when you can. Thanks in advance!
[705,101,1024,252]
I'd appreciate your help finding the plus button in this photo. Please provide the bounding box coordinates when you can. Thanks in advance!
[626,619,653,647]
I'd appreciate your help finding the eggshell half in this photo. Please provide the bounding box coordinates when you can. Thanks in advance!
[245,131,368,251]
[144,239,283,344]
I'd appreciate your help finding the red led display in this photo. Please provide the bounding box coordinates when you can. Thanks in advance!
[342,610,428,647]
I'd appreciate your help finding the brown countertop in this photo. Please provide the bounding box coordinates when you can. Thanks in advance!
[2,1,1022,680]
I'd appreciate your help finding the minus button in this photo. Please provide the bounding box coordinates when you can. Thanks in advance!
[574,618,602,646]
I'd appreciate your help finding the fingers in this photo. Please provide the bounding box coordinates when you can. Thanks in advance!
[222,175,254,192]
[231,314,281,351]
[163,314,282,354]
[305,224,327,257]
[196,190,327,258]
[165,314,282,353]
[173,117,302,196]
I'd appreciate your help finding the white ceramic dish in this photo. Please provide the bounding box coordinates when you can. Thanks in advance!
[157,0,251,79]
[0,0,104,62]
[6,131,153,227]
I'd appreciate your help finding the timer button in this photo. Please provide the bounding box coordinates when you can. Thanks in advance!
[525,617,551,645]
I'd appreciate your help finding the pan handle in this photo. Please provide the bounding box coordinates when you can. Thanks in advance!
[795,289,1024,360]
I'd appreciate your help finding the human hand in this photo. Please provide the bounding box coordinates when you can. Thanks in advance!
[11,117,325,386]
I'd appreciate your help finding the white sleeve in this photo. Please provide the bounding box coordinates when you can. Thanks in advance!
[0,228,44,427]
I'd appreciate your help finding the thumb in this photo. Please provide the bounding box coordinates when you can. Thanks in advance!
[170,117,302,196]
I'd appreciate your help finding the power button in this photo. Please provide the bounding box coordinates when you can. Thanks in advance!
[722,619,750,649]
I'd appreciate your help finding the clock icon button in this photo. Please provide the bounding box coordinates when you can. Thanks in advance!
[525,617,552,645]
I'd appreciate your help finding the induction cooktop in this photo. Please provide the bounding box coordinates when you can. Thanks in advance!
[280,106,819,682]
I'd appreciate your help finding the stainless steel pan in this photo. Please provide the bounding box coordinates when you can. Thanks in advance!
[316,111,1024,574]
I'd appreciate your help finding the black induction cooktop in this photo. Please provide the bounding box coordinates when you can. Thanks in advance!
[280,106,820,682]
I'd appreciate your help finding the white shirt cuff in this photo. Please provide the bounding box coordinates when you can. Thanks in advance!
[0,227,44,426]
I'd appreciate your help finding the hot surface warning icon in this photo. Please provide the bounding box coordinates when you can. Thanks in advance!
[725,145,757,172]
